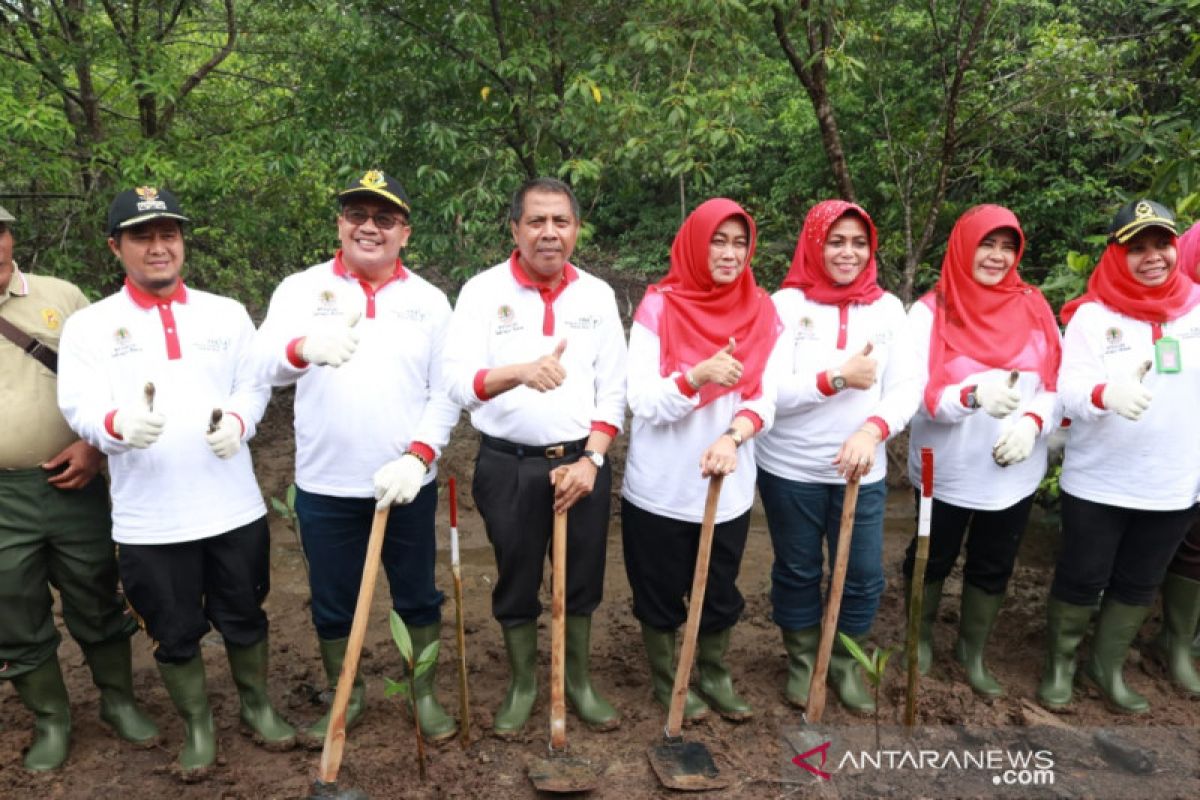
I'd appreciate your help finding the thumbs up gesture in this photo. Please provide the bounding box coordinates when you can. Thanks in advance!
[689,337,743,389]
[521,338,568,392]
[299,310,362,367]
[975,369,1022,418]
[112,380,167,448]
[837,342,878,390]
[1101,360,1154,421]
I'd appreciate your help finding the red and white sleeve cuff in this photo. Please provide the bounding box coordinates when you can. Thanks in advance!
[675,373,699,397]
[590,421,619,438]
[104,410,121,440]
[865,416,890,440]
[734,409,764,434]
[473,369,494,402]
[1091,384,1106,410]
[286,337,309,369]
[408,441,436,465]
[816,371,836,397]
[227,412,247,438]
[1023,412,1044,432]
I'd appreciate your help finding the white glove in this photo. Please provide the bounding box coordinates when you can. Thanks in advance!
[975,379,1021,419]
[992,416,1039,467]
[205,412,242,459]
[1101,361,1153,421]
[373,454,428,509]
[112,406,166,448]
[300,313,361,367]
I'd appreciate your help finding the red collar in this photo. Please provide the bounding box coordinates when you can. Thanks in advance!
[509,250,577,293]
[333,250,408,284]
[125,277,187,308]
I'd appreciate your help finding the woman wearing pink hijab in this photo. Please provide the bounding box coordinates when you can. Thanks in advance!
[754,200,919,714]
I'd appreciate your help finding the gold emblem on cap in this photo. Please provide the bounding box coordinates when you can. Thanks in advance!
[1134,201,1153,219]
[135,186,159,201]
[360,170,386,190]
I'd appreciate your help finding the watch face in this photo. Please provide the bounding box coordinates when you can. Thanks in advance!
[586,451,604,468]
[832,376,847,391]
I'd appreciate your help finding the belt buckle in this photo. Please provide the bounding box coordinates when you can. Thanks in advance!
[544,444,565,459]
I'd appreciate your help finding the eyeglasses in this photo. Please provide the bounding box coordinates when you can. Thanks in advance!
[342,208,409,230]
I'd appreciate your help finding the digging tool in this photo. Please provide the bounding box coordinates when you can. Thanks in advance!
[207,408,223,435]
[528,511,601,792]
[448,477,470,748]
[648,475,732,792]
[143,381,155,411]
[805,476,862,724]
[905,448,934,728]
[307,507,391,800]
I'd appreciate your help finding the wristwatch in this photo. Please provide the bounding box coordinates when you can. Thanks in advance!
[830,368,848,392]
[965,386,981,409]
[723,427,745,447]
[582,449,605,468]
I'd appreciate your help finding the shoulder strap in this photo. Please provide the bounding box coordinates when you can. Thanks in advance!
[0,314,58,373]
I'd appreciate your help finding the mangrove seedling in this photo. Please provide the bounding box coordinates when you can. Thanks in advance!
[384,610,440,781]
[839,632,892,751]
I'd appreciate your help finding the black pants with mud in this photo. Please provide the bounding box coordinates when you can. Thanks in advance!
[1050,492,1197,606]
[472,437,611,627]
[621,498,749,634]
[1167,515,1200,582]
[119,515,271,663]
[0,469,136,678]
[901,491,1036,594]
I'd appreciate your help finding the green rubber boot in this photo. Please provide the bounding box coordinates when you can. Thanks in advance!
[303,637,366,750]
[781,627,820,708]
[905,578,944,675]
[829,632,875,715]
[696,628,753,721]
[564,615,620,731]
[10,657,71,771]
[225,638,296,750]
[640,624,709,723]
[1036,598,1095,710]
[493,621,538,738]
[1152,573,1200,696]
[407,622,457,743]
[156,657,216,775]
[1083,599,1152,713]
[954,584,1006,698]
[81,638,160,746]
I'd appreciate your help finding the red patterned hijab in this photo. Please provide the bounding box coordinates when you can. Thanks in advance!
[633,198,782,408]
[920,205,1061,414]
[780,200,885,306]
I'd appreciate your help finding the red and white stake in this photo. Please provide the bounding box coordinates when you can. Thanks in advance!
[449,477,470,747]
[905,447,934,728]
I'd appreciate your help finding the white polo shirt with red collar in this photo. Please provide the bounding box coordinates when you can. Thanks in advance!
[443,253,627,445]
[255,252,459,497]
[57,279,269,544]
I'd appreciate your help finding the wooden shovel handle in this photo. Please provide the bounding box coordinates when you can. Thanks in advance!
[318,506,390,784]
[666,475,723,738]
[550,511,568,750]
[806,477,861,724]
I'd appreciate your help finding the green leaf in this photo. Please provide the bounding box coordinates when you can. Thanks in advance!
[414,641,440,679]
[837,632,870,671]
[389,610,413,662]
[384,677,410,698]
[269,496,289,516]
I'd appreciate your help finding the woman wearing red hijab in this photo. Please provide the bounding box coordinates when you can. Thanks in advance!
[622,198,782,722]
[1042,199,1200,713]
[754,200,919,714]
[904,205,1061,697]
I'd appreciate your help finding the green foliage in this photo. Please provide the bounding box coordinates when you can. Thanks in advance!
[837,632,891,688]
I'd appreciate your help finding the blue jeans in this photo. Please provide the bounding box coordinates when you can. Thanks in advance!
[295,483,443,639]
[757,470,887,634]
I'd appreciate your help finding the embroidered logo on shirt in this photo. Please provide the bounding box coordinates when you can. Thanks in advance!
[497,305,514,323]
[795,316,818,341]
[314,289,342,317]
[41,308,61,330]
[564,314,601,330]
[391,307,428,323]
[194,336,232,352]
[1103,326,1130,355]
[111,327,141,357]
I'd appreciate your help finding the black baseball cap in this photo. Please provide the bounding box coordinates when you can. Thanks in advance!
[107,186,189,235]
[338,170,411,216]
[1108,199,1176,244]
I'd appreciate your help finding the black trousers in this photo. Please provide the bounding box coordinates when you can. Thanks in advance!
[472,438,611,627]
[621,497,750,634]
[1051,492,1197,607]
[119,516,271,663]
[902,492,1036,594]
[1167,517,1200,582]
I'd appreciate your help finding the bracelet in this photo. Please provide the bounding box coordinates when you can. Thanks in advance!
[404,449,430,470]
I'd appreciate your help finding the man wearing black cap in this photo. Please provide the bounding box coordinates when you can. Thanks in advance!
[0,203,159,771]
[57,187,295,776]
[255,170,460,745]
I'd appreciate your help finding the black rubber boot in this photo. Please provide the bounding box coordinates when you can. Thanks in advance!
[564,615,620,731]
[81,638,160,746]
[10,656,72,771]
[156,657,216,777]
[225,638,296,750]
[407,622,457,743]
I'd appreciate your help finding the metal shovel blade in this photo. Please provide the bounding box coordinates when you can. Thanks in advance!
[528,750,600,793]
[647,739,731,792]
[307,778,369,800]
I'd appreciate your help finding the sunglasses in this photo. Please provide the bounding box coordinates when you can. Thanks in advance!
[342,208,409,230]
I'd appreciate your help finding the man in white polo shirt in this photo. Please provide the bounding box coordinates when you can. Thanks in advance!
[57,187,294,777]
[443,177,627,736]
[254,170,461,745]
